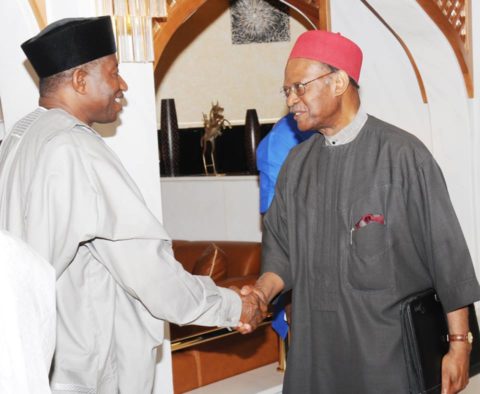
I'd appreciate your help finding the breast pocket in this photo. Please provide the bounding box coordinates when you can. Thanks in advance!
[347,185,394,292]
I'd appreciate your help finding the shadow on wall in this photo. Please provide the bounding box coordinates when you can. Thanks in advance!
[154,1,229,89]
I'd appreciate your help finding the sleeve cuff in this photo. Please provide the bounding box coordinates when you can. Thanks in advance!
[439,278,480,313]
[217,287,242,327]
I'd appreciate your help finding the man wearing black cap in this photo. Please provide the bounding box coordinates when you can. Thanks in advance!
[0,16,265,393]
[240,30,480,393]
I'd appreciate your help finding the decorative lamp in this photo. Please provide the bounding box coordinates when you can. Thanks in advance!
[96,0,167,62]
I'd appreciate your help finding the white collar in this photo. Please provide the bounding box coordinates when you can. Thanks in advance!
[323,106,368,146]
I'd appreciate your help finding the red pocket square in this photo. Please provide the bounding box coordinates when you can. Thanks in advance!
[354,213,385,230]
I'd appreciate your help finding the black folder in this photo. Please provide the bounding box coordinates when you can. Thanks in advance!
[400,288,480,394]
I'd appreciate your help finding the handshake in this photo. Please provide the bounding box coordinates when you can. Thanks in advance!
[230,285,269,334]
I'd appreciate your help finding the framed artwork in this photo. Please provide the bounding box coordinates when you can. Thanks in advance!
[230,0,290,45]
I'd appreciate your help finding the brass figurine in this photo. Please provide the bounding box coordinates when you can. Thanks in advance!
[201,102,232,175]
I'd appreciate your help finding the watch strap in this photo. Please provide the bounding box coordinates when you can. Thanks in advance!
[447,332,473,344]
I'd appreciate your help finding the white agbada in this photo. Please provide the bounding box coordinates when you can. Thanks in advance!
[0,108,242,394]
[0,229,55,394]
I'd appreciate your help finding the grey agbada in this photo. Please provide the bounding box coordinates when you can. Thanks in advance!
[262,114,480,393]
[0,108,241,393]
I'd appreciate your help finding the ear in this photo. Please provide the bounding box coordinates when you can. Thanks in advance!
[71,68,88,94]
[332,70,350,97]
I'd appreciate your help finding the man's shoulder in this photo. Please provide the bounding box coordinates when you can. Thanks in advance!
[287,132,322,158]
[366,115,425,145]
[19,109,109,158]
[9,108,94,149]
[274,133,322,178]
[364,115,432,159]
[34,109,95,139]
[28,108,78,131]
[13,109,115,171]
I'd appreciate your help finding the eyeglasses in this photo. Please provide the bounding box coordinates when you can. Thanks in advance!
[281,71,335,98]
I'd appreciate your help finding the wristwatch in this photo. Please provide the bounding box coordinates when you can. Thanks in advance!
[447,331,474,344]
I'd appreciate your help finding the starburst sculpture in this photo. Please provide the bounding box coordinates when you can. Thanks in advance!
[230,0,290,45]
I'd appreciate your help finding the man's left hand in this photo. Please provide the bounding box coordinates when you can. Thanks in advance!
[441,343,471,394]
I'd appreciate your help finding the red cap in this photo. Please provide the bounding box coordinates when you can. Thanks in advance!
[288,30,363,83]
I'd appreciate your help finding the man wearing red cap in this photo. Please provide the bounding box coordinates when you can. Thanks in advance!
[241,30,480,393]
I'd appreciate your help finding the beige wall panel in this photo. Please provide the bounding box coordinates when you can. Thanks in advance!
[156,0,307,127]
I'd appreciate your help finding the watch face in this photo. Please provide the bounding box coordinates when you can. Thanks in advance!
[468,332,474,344]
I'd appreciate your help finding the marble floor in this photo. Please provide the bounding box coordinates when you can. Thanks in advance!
[463,374,480,393]
[186,363,283,394]
[186,363,480,394]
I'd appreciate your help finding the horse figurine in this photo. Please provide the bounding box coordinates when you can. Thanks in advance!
[201,102,232,175]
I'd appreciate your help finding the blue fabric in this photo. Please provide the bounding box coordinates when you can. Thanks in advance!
[257,114,315,213]
[271,294,289,340]
[256,114,315,338]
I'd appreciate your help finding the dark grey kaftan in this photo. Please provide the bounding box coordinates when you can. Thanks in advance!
[262,115,480,394]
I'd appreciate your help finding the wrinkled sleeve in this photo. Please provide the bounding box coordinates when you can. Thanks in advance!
[91,238,241,327]
[261,162,293,291]
[26,133,241,328]
[406,156,480,312]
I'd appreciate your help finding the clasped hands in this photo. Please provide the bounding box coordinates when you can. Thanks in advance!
[230,285,268,334]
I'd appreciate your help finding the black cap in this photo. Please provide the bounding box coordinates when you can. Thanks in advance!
[21,16,117,78]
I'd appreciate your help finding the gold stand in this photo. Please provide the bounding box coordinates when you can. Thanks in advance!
[171,318,273,352]
[201,139,220,176]
[277,333,289,372]
[202,151,217,176]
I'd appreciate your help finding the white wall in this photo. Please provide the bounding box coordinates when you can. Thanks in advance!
[156,0,309,127]
[0,0,40,131]
[161,176,262,241]
[471,0,480,279]
[468,1,480,390]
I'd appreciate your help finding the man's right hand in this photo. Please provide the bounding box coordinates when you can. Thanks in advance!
[230,272,285,334]
[230,285,268,334]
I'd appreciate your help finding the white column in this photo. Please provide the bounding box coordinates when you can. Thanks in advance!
[0,0,39,132]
